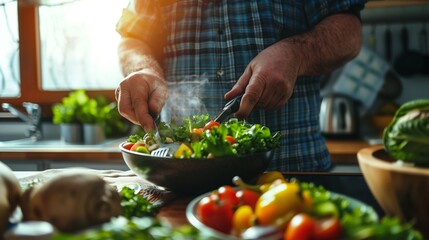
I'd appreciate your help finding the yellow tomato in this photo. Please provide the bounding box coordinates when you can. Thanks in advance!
[232,205,255,234]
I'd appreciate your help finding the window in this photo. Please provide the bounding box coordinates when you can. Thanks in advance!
[0,0,19,98]
[0,0,128,111]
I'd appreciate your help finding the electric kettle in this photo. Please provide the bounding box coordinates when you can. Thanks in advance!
[319,94,358,137]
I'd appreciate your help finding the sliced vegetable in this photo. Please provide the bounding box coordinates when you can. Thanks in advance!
[130,141,146,152]
[135,146,150,154]
[225,135,237,144]
[173,143,193,158]
[122,142,134,150]
[203,120,220,131]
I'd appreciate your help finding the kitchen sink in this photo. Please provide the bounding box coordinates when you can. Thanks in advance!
[0,120,127,150]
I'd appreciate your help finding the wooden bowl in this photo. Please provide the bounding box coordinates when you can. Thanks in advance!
[358,146,429,237]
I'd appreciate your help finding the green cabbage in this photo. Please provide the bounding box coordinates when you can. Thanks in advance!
[383,99,429,166]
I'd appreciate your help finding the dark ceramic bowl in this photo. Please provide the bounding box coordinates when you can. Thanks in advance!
[120,142,274,194]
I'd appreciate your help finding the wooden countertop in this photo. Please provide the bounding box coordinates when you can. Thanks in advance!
[13,171,383,230]
[0,139,373,165]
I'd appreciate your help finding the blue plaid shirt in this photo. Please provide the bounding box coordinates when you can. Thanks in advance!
[117,0,366,171]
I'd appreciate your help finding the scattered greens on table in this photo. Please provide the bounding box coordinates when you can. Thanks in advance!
[383,99,429,167]
[128,114,281,158]
[119,186,158,219]
[51,186,213,240]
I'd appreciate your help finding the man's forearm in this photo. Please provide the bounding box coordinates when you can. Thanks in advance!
[118,37,164,78]
[284,13,362,76]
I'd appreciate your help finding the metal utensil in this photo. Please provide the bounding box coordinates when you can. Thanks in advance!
[150,116,180,157]
[213,94,243,123]
[151,147,170,157]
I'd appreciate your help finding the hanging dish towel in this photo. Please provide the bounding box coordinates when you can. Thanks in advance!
[333,46,390,109]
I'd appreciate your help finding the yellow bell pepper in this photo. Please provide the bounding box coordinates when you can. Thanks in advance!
[173,143,193,158]
[256,171,286,185]
[255,182,303,226]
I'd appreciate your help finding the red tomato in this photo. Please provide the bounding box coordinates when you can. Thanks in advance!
[313,217,342,240]
[236,189,260,210]
[196,193,234,234]
[122,142,134,150]
[203,120,221,131]
[284,213,316,240]
[217,186,240,208]
[225,135,237,144]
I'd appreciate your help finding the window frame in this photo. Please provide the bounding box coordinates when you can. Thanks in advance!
[2,3,116,117]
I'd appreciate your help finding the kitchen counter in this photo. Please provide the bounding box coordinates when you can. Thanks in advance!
[0,139,373,165]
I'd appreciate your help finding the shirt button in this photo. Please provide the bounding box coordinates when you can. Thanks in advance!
[216,69,224,77]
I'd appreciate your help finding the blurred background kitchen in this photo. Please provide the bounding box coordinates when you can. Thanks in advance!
[0,0,429,171]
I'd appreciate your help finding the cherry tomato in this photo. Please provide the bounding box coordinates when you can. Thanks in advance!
[122,142,134,150]
[225,135,237,144]
[313,217,342,240]
[236,189,260,210]
[196,193,234,234]
[217,185,240,208]
[191,128,204,136]
[203,120,220,131]
[190,128,204,142]
[284,213,316,240]
[233,205,254,234]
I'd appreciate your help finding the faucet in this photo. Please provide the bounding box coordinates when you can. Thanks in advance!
[2,102,43,141]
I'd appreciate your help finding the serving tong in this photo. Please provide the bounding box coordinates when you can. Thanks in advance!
[213,94,243,123]
[150,94,243,157]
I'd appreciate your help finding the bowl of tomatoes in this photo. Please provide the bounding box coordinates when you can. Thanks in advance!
[186,172,383,240]
[120,115,281,194]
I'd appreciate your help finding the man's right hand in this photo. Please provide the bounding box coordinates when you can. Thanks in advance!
[115,68,168,132]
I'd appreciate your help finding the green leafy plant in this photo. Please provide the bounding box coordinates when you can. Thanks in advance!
[52,90,128,136]
[52,89,88,124]
[383,99,429,166]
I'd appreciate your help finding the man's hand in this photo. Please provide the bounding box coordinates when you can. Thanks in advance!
[225,13,362,119]
[115,68,168,131]
[225,40,300,119]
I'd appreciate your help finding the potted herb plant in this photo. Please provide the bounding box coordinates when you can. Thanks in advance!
[52,90,87,143]
[53,89,128,144]
[77,95,109,144]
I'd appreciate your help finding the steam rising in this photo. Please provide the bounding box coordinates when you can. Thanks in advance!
[161,75,209,124]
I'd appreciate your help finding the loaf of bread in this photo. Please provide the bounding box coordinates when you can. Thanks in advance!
[0,162,21,234]
[20,170,122,233]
